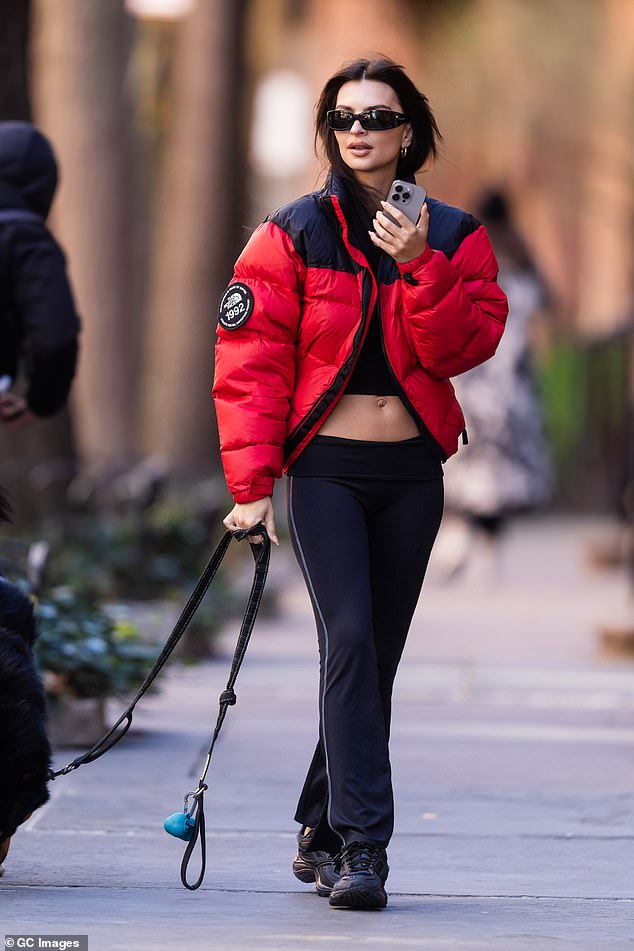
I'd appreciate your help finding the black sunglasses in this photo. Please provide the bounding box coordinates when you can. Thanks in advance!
[326,108,409,132]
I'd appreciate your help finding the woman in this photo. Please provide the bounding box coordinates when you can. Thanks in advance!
[213,57,508,910]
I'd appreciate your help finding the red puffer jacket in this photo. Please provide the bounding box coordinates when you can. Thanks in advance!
[213,175,508,503]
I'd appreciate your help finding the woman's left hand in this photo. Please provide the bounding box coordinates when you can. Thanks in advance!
[369,200,429,264]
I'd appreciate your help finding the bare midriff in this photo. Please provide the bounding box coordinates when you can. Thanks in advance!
[317,394,420,441]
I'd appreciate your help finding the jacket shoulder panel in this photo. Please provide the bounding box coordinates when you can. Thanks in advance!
[426,199,480,260]
[267,194,358,274]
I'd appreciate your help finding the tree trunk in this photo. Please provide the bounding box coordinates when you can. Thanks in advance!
[0,0,31,120]
[576,0,634,339]
[31,0,136,478]
[139,0,247,474]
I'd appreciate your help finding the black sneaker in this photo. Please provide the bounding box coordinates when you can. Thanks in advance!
[328,841,389,910]
[292,829,339,897]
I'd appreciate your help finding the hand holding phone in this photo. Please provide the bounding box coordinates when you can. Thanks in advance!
[382,180,427,227]
[370,180,429,264]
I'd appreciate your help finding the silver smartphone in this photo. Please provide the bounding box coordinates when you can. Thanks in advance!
[383,180,427,226]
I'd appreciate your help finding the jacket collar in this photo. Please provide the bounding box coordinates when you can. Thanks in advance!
[319,175,368,273]
[317,173,380,327]
[320,171,348,202]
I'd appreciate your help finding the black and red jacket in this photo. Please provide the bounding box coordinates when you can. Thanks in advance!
[213,174,508,503]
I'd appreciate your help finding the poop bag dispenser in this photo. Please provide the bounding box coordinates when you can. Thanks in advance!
[164,811,195,841]
[164,792,199,841]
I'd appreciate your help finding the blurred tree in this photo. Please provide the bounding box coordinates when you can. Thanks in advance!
[623,328,634,593]
[577,0,634,339]
[31,0,137,478]
[139,0,248,474]
[0,0,31,120]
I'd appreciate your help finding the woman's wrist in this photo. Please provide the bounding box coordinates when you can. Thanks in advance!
[397,243,433,273]
[224,495,279,546]
[232,495,271,510]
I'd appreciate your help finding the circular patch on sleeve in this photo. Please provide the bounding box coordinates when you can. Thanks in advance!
[218,282,254,330]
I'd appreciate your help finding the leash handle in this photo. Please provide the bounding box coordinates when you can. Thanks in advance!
[48,523,269,780]
[180,788,207,890]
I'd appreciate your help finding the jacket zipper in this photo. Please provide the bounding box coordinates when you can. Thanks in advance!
[283,267,373,458]
[285,192,451,462]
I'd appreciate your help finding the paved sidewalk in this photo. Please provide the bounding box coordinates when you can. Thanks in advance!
[2,515,633,950]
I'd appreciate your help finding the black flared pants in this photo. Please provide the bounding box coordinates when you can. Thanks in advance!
[287,466,443,852]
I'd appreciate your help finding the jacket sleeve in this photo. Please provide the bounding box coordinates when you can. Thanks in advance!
[212,221,305,504]
[10,225,81,416]
[397,224,508,379]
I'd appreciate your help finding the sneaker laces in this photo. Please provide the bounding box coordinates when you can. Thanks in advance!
[335,841,381,875]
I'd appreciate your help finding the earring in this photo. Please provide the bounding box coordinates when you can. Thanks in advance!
[400,145,408,158]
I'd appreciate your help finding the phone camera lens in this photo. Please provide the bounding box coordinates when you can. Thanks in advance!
[394,184,403,192]
[391,193,399,202]
[403,191,411,200]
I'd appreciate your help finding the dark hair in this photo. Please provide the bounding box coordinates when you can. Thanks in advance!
[315,56,442,214]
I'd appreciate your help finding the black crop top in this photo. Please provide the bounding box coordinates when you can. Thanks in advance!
[344,199,397,396]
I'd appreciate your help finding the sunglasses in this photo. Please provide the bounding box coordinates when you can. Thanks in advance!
[326,108,409,132]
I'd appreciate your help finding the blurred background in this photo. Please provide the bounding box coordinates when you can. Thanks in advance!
[0,0,632,675]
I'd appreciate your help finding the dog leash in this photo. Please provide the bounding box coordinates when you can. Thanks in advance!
[164,526,270,889]
[48,524,270,890]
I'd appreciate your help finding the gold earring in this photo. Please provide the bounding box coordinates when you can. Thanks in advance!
[400,145,408,158]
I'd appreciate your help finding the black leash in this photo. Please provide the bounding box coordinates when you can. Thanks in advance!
[171,526,270,889]
[47,524,270,890]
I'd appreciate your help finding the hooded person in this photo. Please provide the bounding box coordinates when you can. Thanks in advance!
[0,121,80,422]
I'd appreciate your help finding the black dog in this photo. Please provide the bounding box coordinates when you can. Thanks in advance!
[0,491,51,869]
